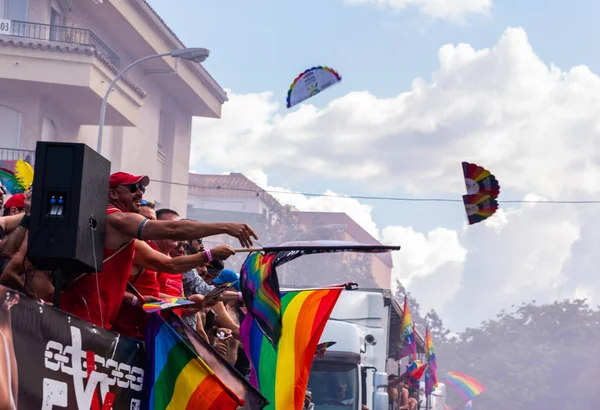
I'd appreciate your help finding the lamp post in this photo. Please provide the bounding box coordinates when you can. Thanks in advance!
[96,48,210,153]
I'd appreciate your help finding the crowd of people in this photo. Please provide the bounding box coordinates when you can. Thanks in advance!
[0,171,258,377]
[388,375,421,410]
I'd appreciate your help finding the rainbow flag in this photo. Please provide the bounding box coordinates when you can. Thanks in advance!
[240,286,343,410]
[403,360,427,389]
[442,372,486,401]
[144,313,244,410]
[240,252,282,348]
[424,328,438,395]
[399,297,416,359]
[142,297,195,313]
[240,241,400,348]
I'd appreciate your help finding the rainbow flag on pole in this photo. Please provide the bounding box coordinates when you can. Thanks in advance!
[240,241,400,348]
[144,313,244,410]
[240,286,343,410]
[399,297,416,359]
[424,328,438,395]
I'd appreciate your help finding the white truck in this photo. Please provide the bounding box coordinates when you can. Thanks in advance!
[306,290,446,410]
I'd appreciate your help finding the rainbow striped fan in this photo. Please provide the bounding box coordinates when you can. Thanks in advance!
[463,194,499,225]
[142,297,195,313]
[462,162,500,197]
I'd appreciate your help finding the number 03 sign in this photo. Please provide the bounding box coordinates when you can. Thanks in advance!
[0,19,11,35]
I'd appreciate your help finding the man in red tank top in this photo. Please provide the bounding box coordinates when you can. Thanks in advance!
[60,172,259,330]
[113,204,236,339]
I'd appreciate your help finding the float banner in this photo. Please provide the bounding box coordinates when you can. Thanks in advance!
[0,286,146,409]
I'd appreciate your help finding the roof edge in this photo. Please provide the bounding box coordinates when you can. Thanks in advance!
[132,0,228,103]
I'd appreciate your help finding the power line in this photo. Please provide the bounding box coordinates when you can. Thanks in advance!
[150,179,600,205]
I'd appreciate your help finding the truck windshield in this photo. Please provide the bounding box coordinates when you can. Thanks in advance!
[307,362,358,409]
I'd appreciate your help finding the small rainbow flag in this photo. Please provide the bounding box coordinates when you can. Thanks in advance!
[403,360,427,389]
[240,252,282,348]
[142,297,195,313]
[399,297,416,359]
[144,313,244,410]
[424,328,438,395]
[240,286,343,410]
[443,372,486,401]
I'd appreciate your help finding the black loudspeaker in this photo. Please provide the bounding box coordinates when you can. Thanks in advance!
[27,142,111,275]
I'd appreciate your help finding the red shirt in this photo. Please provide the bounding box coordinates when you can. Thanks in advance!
[113,241,161,339]
[60,206,135,330]
[156,251,184,317]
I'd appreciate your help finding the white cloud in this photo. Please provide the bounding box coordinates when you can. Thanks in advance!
[343,0,492,22]
[193,28,600,201]
[191,27,600,329]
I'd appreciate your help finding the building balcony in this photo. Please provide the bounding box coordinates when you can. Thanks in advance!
[0,148,35,171]
[0,20,145,127]
[6,20,121,68]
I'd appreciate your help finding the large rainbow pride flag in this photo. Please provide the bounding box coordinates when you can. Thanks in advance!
[144,313,245,410]
[240,286,343,410]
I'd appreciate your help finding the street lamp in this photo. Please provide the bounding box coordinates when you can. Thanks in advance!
[96,47,210,153]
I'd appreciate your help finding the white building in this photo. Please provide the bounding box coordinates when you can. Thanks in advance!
[0,0,227,214]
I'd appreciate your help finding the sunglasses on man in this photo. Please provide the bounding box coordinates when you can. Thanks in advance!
[124,183,146,194]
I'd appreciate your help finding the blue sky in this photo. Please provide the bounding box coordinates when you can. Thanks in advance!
[149,0,600,100]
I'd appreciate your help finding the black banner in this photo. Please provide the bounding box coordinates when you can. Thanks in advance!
[1,286,146,409]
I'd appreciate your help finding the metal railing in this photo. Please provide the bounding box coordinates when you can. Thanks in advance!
[3,20,120,68]
[0,148,35,168]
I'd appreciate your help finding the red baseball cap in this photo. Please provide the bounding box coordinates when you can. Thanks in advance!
[5,193,25,209]
[109,172,150,189]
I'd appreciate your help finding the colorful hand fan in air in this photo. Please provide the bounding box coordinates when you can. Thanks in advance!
[142,297,195,313]
[286,66,342,108]
[461,162,500,225]
[462,162,500,197]
[463,194,498,225]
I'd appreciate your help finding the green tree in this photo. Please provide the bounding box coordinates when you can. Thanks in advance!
[436,298,600,410]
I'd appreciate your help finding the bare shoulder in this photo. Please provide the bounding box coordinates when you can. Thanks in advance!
[105,211,145,249]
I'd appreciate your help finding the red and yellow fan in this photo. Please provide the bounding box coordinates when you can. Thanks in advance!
[462,162,500,225]
[462,162,500,197]
[462,194,499,225]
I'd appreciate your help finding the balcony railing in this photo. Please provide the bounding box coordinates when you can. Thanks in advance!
[2,20,120,68]
[0,148,35,170]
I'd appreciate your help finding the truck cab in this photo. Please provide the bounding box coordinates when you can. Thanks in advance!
[307,291,390,410]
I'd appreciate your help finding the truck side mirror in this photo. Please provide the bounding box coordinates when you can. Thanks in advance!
[373,372,388,389]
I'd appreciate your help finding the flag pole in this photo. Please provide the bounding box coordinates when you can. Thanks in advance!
[232,247,264,252]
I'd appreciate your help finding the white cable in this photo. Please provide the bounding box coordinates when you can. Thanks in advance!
[90,216,103,328]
